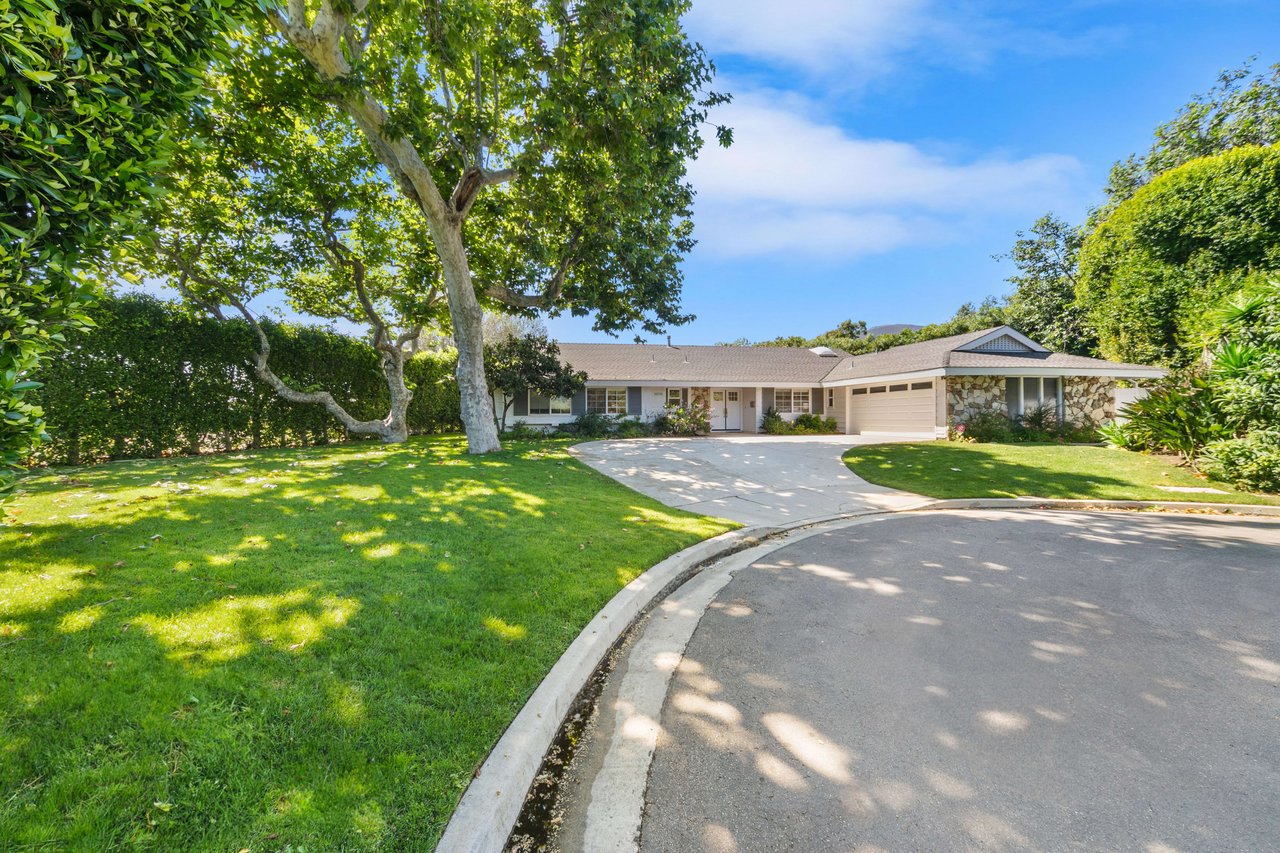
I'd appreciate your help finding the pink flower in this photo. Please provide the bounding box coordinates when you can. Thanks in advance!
[956,424,966,434]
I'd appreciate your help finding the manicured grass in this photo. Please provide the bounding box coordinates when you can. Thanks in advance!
[844,442,1280,505]
[0,436,736,850]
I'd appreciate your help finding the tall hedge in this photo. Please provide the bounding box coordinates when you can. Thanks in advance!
[1077,146,1280,367]
[29,295,461,465]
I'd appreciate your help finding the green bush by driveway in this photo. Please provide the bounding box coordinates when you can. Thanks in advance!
[0,437,735,849]
[844,442,1280,505]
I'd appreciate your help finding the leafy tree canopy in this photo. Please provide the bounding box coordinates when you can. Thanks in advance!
[252,0,728,452]
[754,298,1010,355]
[126,67,448,442]
[1099,59,1280,223]
[1077,145,1280,367]
[998,213,1093,355]
[485,334,586,429]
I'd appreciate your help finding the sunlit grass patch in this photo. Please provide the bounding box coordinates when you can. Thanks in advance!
[844,442,1280,505]
[0,436,736,850]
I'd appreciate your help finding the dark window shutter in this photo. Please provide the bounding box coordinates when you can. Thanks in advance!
[762,388,775,411]
[811,388,823,414]
[681,388,689,407]
[571,389,587,416]
[627,386,642,416]
[513,389,528,417]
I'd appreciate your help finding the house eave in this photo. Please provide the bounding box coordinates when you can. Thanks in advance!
[943,366,1167,379]
[582,378,824,388]
[822,365,1165,388]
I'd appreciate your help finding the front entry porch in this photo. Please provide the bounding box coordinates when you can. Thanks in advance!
[708,388,743,431]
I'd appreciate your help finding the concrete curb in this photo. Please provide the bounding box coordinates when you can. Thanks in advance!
[434,525,785,853]
[921,497,1280,517]
[437,495,1280,852]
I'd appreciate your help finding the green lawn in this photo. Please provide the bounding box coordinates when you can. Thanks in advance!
[844,442,1280,505]
[0,436,736,850]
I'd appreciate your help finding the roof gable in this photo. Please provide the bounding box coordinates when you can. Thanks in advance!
[953,326,1048,354]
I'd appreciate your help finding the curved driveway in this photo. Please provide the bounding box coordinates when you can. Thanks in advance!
[638,510,1280,852]
[572,435,928,526]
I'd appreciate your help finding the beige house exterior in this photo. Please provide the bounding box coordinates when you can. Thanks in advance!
[494,326,1164,436]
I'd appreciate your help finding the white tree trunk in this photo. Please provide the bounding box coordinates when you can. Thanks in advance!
[381,350,412,443]
[438,224,502,453]
[235,297,413,444]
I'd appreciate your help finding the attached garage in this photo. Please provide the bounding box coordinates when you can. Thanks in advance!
[847,380,936,435]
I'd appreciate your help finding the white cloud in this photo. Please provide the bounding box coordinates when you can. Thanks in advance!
[685,0,934,77]
[687,92,1083,259]
[684,0,1123,79]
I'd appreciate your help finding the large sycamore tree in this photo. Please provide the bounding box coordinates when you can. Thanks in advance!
[255,0,727,452]
[133,71,447,443]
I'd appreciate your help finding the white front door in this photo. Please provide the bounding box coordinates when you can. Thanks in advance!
[712,390,742,431]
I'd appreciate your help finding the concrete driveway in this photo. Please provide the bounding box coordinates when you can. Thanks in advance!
[571,435,929,525]
[635,510,1280,852]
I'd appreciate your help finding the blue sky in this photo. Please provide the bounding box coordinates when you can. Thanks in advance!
[545,0,1280,345]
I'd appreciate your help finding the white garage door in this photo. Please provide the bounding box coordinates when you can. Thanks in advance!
[849,381,936,435]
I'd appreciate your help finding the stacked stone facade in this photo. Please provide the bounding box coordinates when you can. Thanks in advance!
[1062,376,1114,425]
[946,375,1116,426]
[946,376,1005,424]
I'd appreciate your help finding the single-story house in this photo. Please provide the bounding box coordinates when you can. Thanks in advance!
[494,325,1165,437]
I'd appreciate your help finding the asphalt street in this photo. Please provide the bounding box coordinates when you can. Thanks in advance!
[638,510,1280,852]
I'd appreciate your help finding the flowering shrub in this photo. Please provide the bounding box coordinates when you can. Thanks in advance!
[653,405,708,437]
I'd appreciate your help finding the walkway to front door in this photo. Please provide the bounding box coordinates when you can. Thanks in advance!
[711,389,742,431]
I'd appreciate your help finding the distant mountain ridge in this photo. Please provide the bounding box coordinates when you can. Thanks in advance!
[866,323,924,337]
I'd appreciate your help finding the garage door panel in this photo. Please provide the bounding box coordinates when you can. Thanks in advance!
[850,386,935,434]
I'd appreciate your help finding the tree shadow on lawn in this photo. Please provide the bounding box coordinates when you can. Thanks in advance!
[0,438,731,850]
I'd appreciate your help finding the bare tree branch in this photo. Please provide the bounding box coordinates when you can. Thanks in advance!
[224,293,394,436]
[485,237,578,309]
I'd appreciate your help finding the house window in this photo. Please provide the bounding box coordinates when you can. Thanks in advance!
[911,381,933,390]
[588,387,628,415]
[529,393,572,415]
[851,387,868,396]
[826,388,835,408]
[889,383,909,392]
[1006,377,1061,417]
[666,388,683,408]
[774,388,811,414]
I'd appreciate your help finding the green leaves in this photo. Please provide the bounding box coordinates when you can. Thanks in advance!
[1077,147,1280,367]
[26,294,463,465]
[258,0,724,336]
[1,0,239,489]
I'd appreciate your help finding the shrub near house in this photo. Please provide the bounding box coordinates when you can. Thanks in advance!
[1106,277,1280,493]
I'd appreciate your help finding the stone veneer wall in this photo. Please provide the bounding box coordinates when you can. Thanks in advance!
[947,375,1117,426]
[946,376,1005,424]
[1063,376,1115,425]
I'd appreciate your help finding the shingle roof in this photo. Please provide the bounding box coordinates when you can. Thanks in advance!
[555,327,1163,386]
[822,328,995,381]
[554,343,842,384]
[824,326,1161,381]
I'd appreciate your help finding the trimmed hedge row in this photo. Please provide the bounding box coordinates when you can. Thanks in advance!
[29,295,461,465]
